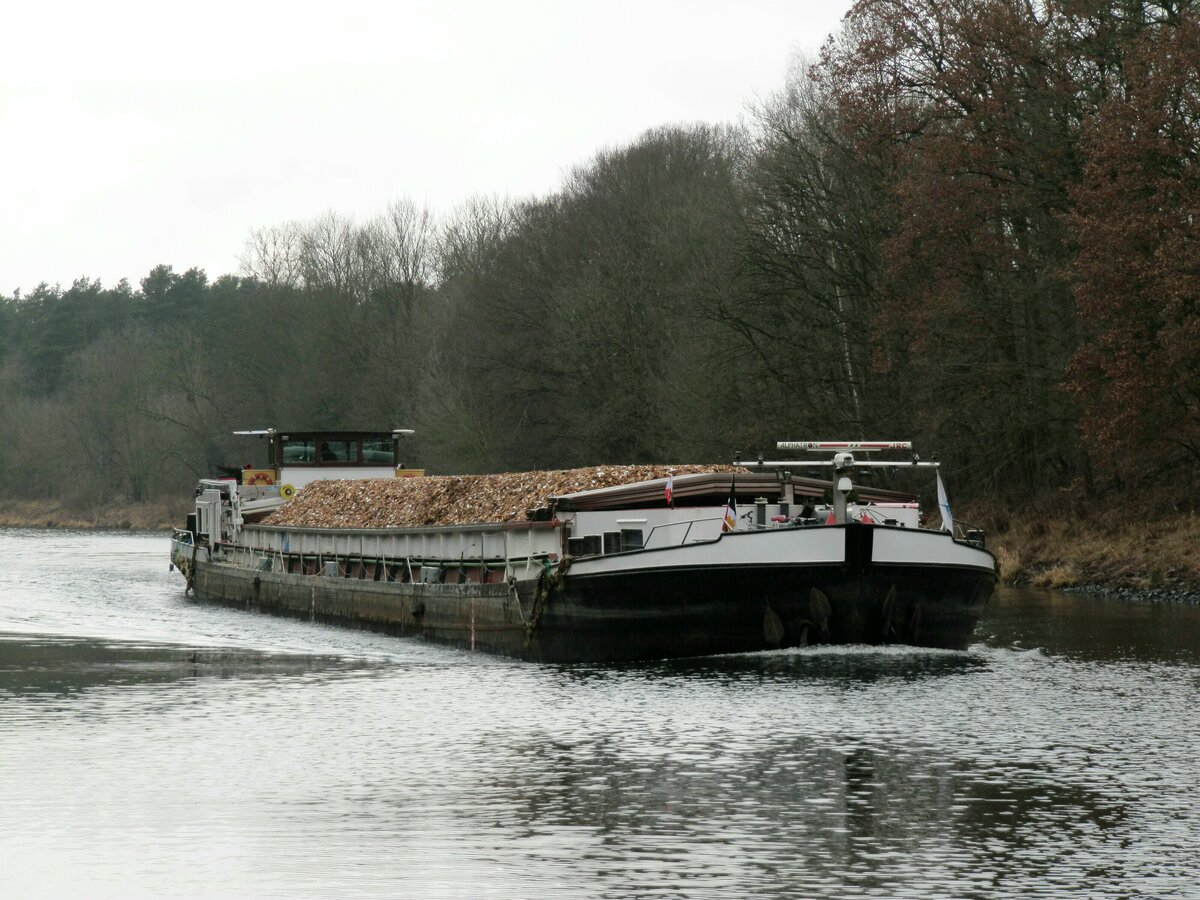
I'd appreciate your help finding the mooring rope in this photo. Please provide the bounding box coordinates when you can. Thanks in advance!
[508,576,528,626]
[185,539,199,595]
[523,557,570,650]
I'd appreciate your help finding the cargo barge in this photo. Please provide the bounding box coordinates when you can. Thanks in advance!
[170,433,995,662]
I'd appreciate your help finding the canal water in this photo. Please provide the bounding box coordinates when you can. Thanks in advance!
[2,529,1198,899]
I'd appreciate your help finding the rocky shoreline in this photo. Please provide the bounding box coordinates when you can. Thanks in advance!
[977,505,1200,607]
[1058,584,1200,605]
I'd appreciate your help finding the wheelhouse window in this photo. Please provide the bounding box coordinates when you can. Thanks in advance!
[282,439,316,463]
[319,440,356,463]
[277,433,397,467]
[362,439,394,464]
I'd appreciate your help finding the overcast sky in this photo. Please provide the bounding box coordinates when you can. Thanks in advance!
[1,1,850,295]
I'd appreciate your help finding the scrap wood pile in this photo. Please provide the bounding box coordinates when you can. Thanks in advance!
[263,464,738,529]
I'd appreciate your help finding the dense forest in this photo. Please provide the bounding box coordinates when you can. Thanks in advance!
[2,0,1198,513]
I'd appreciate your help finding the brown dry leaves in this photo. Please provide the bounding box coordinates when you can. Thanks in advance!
[264,465,736,529]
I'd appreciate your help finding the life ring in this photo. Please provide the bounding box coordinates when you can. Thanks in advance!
[279,483,297,500]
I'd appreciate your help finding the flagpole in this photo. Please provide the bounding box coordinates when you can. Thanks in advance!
[722,472,737,532]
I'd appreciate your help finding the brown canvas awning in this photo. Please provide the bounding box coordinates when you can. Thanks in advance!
[552,471,915,511]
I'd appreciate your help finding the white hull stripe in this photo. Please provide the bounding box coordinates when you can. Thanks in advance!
[566,560,996,583]
[568,526,993,578]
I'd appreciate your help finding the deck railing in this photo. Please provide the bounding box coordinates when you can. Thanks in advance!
[642,515,726,551]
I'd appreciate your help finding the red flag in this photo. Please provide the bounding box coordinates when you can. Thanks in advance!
[664,473,674,507]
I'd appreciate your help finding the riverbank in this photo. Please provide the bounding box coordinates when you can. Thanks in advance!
[0,499,188,530]
[980,505,1200,597]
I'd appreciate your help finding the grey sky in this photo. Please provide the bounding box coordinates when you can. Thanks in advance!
[1,0,849,295]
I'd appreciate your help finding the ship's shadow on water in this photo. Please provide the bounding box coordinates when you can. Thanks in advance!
[0,632,380,697]
[551,644,990,685]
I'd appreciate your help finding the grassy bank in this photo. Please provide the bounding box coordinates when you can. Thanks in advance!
[0,499,189,531]
[977,507,1200,592]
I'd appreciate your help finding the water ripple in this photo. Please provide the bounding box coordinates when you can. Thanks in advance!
[2,529,1199,898]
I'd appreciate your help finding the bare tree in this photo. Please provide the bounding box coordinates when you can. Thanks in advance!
[240,222,303,288]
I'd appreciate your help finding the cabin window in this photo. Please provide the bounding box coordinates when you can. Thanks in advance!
[363,439,394,464]
[283,439,316,463]
[568,535,603,557]
[620,529,644,551]
[603,532,622,554]
[319,440,356,463]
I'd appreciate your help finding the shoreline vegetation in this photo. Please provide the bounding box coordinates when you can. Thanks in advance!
[974,506,1200,600]
[0,499,189,531]
[3,499,1197,601]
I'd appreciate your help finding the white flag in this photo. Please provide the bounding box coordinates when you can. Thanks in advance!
[936,469,954,534]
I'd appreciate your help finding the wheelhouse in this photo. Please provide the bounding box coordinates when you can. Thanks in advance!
[235,428,418,489]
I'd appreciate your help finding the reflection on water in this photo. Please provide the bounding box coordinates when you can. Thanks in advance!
[1,529,1199,898]
[0,633,381,697]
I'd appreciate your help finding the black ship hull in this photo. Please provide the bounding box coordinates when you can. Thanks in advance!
[184,551,994,663]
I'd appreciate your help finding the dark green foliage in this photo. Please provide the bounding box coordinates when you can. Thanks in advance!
[426,125,750,471]
[3,279,133,394]
[138,265,208,328]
